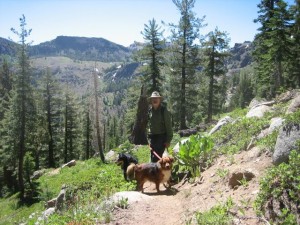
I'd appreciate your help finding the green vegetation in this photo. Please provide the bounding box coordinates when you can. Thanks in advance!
[195,198,234,225]
[176,134,214,177]
[211,116,269,155]
[0,158,137,224]
[255,150,300,224]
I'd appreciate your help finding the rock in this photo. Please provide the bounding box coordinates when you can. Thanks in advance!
[228,170,255,189]
[269,117,284,132]
[276,89,300,103]
[272,125,300,165]
[109,191,153,207]
[257,117,284,139]
[173,138,190,154]
[286,95,300,114]
[55,185,67,211]
[246,105,272,118]
[61,159,76,168]
[31,169,46,180]
[42,207,55,220]
[178,128,198,137]
[249,98,266,109]
[208,116,233,135]
[46,198,57,209]
[105,150,117,161]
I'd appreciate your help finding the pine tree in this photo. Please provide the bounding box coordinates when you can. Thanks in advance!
[202,27,230,122]
[93,67,105,162]
[288,0,300,87]
[63,90,80,163]
[167,0,204,129]
[40,67,62,167]
[1,15,34,201]
[138,18,164,94]
[253,0,293,98]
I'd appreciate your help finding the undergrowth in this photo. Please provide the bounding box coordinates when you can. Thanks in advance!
[194,197,234,225]
[211,116,269,155]
[255,150,300,224]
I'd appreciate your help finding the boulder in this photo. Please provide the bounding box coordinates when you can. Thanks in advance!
[246,105,272,118]
[41,207,55,220]
[272,125,300,165]
[173,138,190,154]
[105,150,117,161]
[286,95,300,114]
[249,98,266,109]
[269,117,284,132]
[55,185,67,211]
[31,169,46,180]
[276,89,300,103]
[208,116,233,135]
[61,160,76,168]
[109,191,153,207]
[228,170,255,189]
[257,117,284,139]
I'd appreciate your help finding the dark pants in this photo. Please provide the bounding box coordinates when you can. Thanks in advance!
[149,134,166,162]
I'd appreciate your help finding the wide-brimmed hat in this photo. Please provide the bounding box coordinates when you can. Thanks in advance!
[148,91,163,100]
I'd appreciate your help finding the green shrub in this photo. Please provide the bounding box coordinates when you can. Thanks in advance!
[255,150,300,224]
[195,197,234,225]
[176,134,214,177]
[211,117,269,155]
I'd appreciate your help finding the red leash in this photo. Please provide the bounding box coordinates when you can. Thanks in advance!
[149,145,162,160]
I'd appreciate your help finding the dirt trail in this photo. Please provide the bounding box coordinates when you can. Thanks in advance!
[109,147,272,225]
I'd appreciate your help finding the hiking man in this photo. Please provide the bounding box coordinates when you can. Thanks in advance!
[148,91,173,162]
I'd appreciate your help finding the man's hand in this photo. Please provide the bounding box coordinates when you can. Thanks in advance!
[164,143,170,148]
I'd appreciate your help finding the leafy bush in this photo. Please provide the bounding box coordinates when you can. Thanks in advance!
[255,150,300,224]
[176,134,214,177]
[195,197,234,225]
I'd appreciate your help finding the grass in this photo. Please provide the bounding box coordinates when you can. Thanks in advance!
[0,155,139,225]
[195,197,234,225]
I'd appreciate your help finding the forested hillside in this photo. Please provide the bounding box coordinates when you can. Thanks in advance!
[0,0,299,224]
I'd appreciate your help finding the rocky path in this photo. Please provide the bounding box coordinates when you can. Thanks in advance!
[108,147,273,225]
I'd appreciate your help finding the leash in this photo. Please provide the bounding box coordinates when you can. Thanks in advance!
[149,145,162,160]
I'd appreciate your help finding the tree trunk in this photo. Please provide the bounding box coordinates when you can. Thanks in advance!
[180,31,187,130]
[46,83,55,168]
[18,84,26,201]
[207,51,215,123]
[130,85,149,145]
[64,96,68,163]
[86,108,90,159]
[93,68,105,162]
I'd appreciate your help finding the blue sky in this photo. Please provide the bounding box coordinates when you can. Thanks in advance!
[0,0,295,47]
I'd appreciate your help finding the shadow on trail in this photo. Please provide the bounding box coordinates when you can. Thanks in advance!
[143,187,179,196]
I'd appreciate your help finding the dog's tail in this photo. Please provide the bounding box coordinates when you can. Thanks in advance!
[126,163,136,180]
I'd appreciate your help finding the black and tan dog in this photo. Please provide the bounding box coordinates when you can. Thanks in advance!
[116,153,138,181]
[127,156,174,193]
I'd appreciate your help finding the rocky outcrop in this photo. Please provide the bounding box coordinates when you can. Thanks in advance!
[286,95,300,114]
[272,125,300,165]
[257,117,284,139]
[61,160,76,168]
[246,104,273,118]
[276,89,300,103]
[208,116,233,135]
[31,169,46,180]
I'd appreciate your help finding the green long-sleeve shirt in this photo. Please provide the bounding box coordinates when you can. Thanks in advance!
[148,105,173,144]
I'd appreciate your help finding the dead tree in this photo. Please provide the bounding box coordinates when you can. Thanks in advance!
[130,86,149,145]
